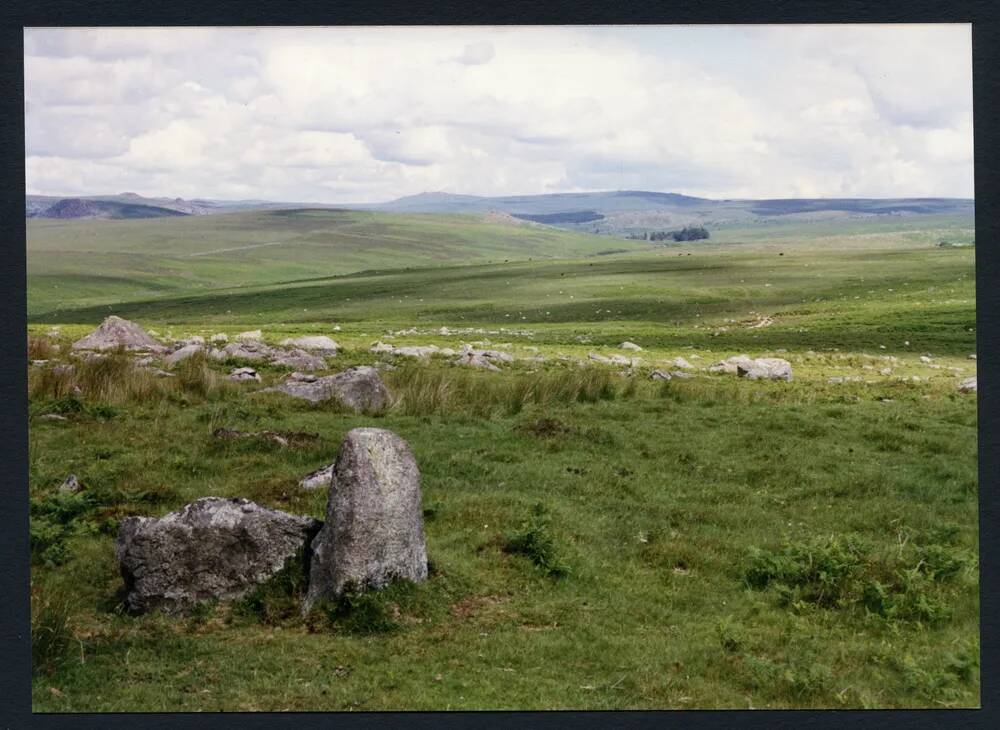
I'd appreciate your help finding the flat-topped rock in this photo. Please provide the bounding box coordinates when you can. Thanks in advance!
[280,336,339,353]
[116,497,321,614]
[266,366,389,412]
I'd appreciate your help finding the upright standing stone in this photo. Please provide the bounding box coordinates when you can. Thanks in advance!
[304,428,427,610]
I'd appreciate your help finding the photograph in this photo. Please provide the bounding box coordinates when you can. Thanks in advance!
[24,24,979,711]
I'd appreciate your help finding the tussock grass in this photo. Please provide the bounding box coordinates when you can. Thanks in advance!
[31,584,73,677]
[385,364,618,416]
[29,349,235,407]
[28,334,59,360]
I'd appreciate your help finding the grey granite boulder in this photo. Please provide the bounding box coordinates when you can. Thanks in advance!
[116,497,321,614]
[280,336,339,354]
[737,357,793,381]
[165,344,203,366]
[304,429,427,610]
[265,366,389,412]
[72,316,165,352]
[958,376,977,393]
[271,348,327,371]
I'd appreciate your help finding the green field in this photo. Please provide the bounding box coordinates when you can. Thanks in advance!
[27,210,979,710]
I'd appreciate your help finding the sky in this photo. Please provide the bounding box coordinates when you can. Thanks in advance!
[24,25,974,203]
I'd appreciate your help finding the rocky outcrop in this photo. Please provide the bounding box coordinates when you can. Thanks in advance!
[265,366,390,412]
[304,429,427,610]
[271,348,327,371]
[165,344,203,366]
[737,358,793,381]
[280,336,339,354]
[958,376,977,393]
[115,497,321,614]
[709,355,792,381]
[229,367,260,382]
[71,316,165,352]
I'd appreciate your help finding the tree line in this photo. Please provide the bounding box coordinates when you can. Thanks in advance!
[628,226,710,242]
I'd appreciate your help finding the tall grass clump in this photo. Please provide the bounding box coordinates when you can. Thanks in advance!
[385,364,618,416]
[28,334,59,361]
[28,349,235,407]
[171,352,233,400]
[31,584,74,676]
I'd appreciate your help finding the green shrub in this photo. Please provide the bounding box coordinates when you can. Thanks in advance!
[234,552,309,626]
[503,503,568,578]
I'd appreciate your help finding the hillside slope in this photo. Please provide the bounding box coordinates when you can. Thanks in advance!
[27,208,648,318]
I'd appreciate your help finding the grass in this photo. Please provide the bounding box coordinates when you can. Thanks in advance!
[26,211,978,710]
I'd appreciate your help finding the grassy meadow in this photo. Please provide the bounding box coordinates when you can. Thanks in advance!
[27,210,979,710]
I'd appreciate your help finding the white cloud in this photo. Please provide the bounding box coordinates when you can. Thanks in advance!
[24,25,974,202]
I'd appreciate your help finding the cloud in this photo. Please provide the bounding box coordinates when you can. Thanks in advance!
[455,41,495,65]
[24,25,973,202]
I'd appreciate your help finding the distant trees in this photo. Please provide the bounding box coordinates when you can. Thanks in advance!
[628,226,710,242]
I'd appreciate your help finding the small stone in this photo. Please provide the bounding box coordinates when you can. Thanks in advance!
[299,463,334,491]
[649,370,671,381]
[229,367,261,382]
[619,341,643,351]
[59,474,82,493]
[958,376,977,393]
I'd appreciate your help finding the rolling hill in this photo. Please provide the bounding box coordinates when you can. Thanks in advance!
[26,208,648,319]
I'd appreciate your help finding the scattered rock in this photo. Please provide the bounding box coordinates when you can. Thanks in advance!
[30,359,48,367]
[919,355,932,364]
[370,341,395,354]
[290,371,317,383]
[670,371,694,379]
[710,355,792,381]
[58,474,82,493]
[164,344,203,366]
[958,376,977,393]
[236,330,263,342]
[150,368,176,378]
[271,348,327,371]
[737,358,793,381]
[304,428,427,610]
[72,316,165,352]
[671,357,695,370]
[116,497,321,614]
[649,370,671,381]
[222,341,273,362]
[280,336,339,354]
[266,366,389,411]
[38,413,68,422]
[395,345,440,358]
[708,354,754,374]
[299,463,335,491]
[229,367,261,382]
[619,341,643,351]
[879,368,893,376]
[456,352,500,371]
[210,333,229,344]
[827,376,863,384]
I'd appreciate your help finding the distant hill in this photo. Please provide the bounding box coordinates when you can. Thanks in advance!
[26,189,974,233]
[25,193,341,219]
[369,190,975,235]
[29,197,190,220]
